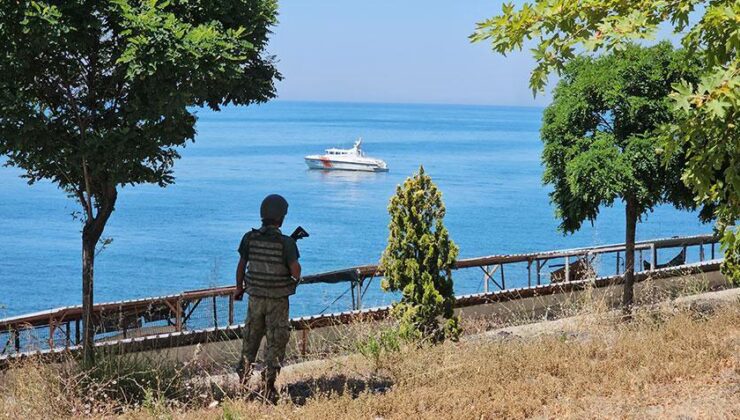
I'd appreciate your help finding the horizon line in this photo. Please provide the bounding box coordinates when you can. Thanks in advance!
[259,98,548,110]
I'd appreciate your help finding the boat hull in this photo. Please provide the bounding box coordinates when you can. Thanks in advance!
[305,157,388,172]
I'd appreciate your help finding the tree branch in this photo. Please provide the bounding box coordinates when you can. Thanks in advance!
[56,79,96,222]
[88,183,117,240]
[52,161,89,217]
[81,157,95,220]
[598,114,614,133]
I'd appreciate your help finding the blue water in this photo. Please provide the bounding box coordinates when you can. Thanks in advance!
[0,101,709,318]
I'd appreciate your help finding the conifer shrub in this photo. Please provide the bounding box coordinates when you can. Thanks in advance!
[380,166,460,342]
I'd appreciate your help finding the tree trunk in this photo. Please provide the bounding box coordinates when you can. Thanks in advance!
[81,186,118,366]
[81,225,98,365]
[622,197,638,312]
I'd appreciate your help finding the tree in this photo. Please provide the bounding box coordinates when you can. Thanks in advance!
[0,0,280,364]
[540,43,700,308]
[380,167,460,342]
[666,65,740,284]
[472,0,740,282]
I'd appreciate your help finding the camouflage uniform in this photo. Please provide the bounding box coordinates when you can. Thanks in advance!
[236,226,298,392]
[239,295,290,386]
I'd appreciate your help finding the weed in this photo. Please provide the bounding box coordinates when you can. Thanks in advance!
[354,326,402,374]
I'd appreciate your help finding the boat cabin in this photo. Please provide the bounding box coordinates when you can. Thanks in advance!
[324,148,352,155]
[324,139,365,156]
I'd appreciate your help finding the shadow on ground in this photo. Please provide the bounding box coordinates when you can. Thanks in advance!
[283,374,393,405]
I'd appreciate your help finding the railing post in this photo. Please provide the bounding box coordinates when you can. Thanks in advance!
[228,295,234,326]
[616,251,621,275]
[350,281,356,311]
[48,320,56,349]
[175,299,183,332]
[301,329,308,356]
[118,304,124,337]
[651,243,657,270]
[483,265,489,293]
[75,319,80,345]
[536,260,542,285]
[564,256,570,282]
[500,264,505,289]
[14,329,20,352]
[699,243,705,262]
[711,242,715,259]
[356,279,363,310]
[212,296,218,328]
[527,260,532,287]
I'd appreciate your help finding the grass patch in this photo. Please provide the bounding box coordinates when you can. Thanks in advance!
[200,302,739,419]
[0,351,217,417]
[1,287,738,419]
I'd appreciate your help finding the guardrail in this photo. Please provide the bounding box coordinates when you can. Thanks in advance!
[303,233,721,309]
[0,259,725,369]
[0,234,719,356]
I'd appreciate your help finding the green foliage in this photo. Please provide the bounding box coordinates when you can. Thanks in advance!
[0,1,280,361]
[381,167,460,342]
[221,401,241,420]
[542,42,699,233]
[721,226,740,285]
[355,327,402,373]
[0,0,279,198]
[472,0,736,93]
[667,61,739,280]
[473,0,740,278]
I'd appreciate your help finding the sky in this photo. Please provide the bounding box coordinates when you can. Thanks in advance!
[268,1,550,107]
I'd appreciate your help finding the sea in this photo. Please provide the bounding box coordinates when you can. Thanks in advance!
[0,101,710,319]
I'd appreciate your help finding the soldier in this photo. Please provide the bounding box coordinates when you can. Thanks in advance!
[234,194,301,402]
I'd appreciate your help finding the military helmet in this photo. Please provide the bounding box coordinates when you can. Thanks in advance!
[260,194,289,220]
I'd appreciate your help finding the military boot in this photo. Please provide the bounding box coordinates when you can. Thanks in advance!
[236,359,253,387]
[260,369,279,405]
[262,383,278,405]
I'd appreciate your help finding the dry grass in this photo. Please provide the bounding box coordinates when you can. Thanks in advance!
[2,290,738,419]
[0,358,72,419]
[182,303,738,420]
[0,351,219,418]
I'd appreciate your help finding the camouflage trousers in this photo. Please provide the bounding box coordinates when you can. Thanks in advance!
[237,295,290,387]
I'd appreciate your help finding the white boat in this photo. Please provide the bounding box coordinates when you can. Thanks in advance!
[305,138,388,172]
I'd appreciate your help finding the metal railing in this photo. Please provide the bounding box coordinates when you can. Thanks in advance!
[305,233,721,310]
[0,234,720,356]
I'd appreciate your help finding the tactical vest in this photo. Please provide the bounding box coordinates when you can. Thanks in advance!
[244,227,297,298]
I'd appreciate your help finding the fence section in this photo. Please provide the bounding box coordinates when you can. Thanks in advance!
[0,234,719,356]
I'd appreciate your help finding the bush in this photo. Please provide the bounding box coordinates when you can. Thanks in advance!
[355,327,402,373]
[380,166,461,342]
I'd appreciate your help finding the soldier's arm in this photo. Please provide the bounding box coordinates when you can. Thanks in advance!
[235,256,247,300]
[289,260,301,280]
[235,234,250,300]
[286,237,301,280]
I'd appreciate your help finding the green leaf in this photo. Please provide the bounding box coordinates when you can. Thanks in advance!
[706,98,729,119]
